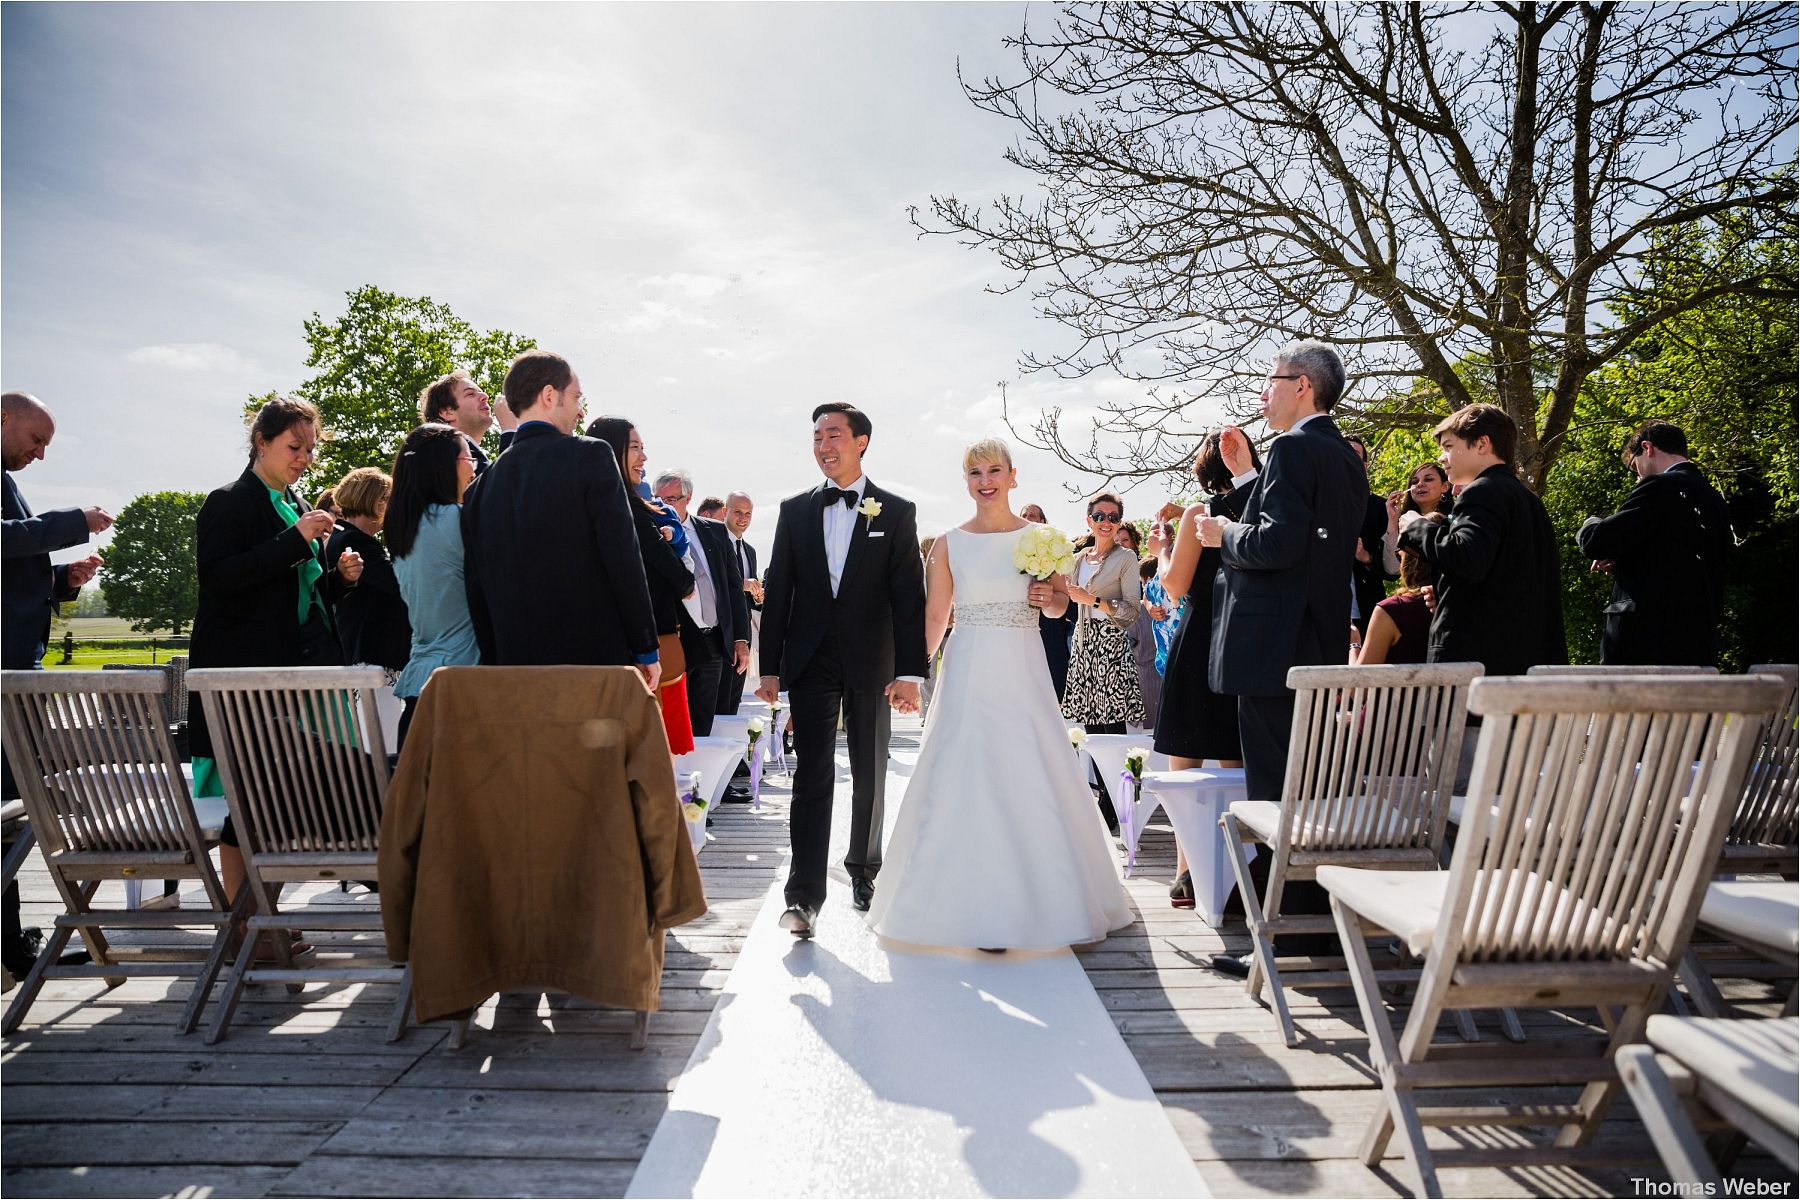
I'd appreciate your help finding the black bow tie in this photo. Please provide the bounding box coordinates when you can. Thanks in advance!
[823,487,858,508]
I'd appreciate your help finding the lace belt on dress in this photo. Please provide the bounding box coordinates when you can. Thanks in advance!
[954,601,1039,629]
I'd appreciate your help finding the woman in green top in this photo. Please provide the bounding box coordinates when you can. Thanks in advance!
[187,396,364,904]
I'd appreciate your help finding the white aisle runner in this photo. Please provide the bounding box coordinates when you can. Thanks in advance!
[628,742,1208,1199]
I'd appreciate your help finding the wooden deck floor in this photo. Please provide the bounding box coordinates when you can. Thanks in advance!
[3,737,1794,1199]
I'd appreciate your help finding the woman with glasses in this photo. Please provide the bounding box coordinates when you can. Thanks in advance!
[1061,492,1146,829]
[1152,427,1261,907]
[387,424,482,750]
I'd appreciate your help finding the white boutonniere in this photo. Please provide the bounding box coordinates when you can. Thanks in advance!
[857,497,882,528]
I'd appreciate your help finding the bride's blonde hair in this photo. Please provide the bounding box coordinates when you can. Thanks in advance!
[962,437,1014,473]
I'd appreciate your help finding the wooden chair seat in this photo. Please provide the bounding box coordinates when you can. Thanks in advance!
[1698,881,1799,959]
[1619,1016,1799,1188]
[1319,865,1625,959]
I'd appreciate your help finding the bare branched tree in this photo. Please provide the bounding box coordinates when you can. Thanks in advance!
[919,2,1796,491]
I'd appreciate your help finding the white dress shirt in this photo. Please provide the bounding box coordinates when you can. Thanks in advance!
[822,475,866,598]
[679,515,719,630]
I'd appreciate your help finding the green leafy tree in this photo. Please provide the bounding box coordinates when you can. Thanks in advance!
[1359,214,1797,666]
[99,492,206,635]
[247,286,536,493]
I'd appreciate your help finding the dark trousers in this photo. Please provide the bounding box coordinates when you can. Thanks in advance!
[685,626,725,738]
[716,656,746,716]
[785,634,889,911]
[1237,691,1336,954]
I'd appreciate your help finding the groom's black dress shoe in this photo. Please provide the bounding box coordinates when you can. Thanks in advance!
[720,784,752,804]
[779,905,817,939]
[851,879,874,912]
[1209,953,1252,979]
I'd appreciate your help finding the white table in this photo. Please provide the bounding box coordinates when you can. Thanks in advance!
[1140,768,1255,927]
[1077,735,1169,872]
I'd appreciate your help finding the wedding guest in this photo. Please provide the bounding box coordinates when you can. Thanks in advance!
[1357,516,1441,666]
[696,497,725,520]
[386,425,480,750]
[189,396,364,915]
[312,489,338,518]
[1342,435,1395,639]
[1198,344,1365,969]
[1380,461,1454,575]
[1140,522,1184,678]
[325,467,412,675]
[1130,558,1163,729]
[1113,522,1143,556]
[651,469,750,739]
[1,391,109,978]
[718,491,760,717]
[1398,403,1565,677]
[418,369,518,474]
[1023,503,1076,699]
[1062,490,1145,833]
[1153,428,1259,908]
[1576,420,1732,667]
[461,350,659,682]
[588,418,699,755]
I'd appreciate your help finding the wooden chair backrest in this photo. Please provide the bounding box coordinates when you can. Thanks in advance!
[187,667,391,855]
[0,670,205,860]
[1526,665,1720,677]
[1441,675,1782,968]
[1278,663,1484,854]
[1732,665,1798,852]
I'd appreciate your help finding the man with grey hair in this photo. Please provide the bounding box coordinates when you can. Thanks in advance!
[651,469,749,737]
[1196,340,1367,975]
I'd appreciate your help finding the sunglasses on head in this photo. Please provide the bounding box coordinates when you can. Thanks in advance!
[1088,510,1122,523]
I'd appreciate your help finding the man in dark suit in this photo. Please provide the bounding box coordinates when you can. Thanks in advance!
[2,391,110,977]
[1576,421,1732,667]
[461,352,659,684]
[650,470,750,738]
[717,491,760,717]
[1200,343,1368,808]
[756,403,927,934]
[417,369,518,475]
[1399,403,1565,677]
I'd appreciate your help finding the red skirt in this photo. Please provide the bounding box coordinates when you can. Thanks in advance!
[659,674,695,755]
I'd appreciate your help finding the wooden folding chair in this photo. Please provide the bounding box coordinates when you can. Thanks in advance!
[1318,673,1784,1198]
[188,666,411,1044]
[1221,662,1482,1047]
[1619,1015,1798,1189]
[0,670,243,1034]
[1719,664,1797,874]
[1525,665,1720,677]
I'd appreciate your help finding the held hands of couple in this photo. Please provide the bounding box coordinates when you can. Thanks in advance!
[885,679,921,714]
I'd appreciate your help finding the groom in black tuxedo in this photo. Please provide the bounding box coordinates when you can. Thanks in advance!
[757,403,927,936]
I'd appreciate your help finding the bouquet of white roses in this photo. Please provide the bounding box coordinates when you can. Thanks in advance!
[1014,525,1075,581]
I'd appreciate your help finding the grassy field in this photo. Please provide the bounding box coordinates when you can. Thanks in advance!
[41,616,188,669]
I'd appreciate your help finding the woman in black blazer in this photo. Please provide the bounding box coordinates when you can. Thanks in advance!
[586,417,697,752]
[187,397,364,903]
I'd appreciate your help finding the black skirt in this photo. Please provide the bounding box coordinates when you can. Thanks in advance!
[1152,569,1241,762]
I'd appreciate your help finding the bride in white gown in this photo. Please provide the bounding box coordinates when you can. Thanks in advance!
[867,438,1133,951]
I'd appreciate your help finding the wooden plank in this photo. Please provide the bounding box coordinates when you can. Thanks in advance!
[2,1120,340,1167]
[267,1154,636,1198]
[0,1165,289,1198]
[1,1050,414,1088]
[318,1089,666,1160]
[1,1083,383,1123]
[395,1038,696,1093]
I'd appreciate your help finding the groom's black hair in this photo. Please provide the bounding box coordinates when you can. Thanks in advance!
[812,401,872,442]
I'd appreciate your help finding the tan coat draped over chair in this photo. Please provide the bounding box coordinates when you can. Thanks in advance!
[379,666,707,1024]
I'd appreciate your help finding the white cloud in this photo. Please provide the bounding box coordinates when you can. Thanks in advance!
[124,342,259,373]
[702,347,732,359]
[612,301,714,334]
[641,272,734,299]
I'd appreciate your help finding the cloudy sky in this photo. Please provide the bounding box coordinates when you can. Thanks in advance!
[3,2,1191,566]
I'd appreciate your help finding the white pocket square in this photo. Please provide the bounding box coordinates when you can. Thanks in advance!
[867,531,886,538]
